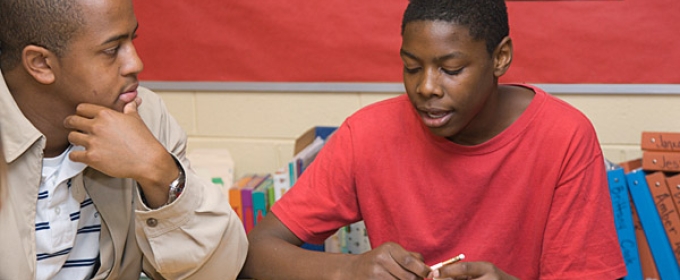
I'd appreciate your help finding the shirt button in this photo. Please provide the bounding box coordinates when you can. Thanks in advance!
[54,207,61,215]
[146,218,158,227]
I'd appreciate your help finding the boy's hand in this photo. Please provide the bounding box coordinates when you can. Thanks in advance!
[433,261,519,280]
[347,242,431,279]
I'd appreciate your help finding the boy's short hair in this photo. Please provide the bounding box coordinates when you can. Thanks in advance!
[401,0,509,55]
[0,0,84,71]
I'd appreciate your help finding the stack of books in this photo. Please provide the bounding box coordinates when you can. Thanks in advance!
[226,126,371,255]
[608,131,680,280]
[228,174,273,234]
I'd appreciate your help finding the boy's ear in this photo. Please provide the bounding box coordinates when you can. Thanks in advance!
[21,45,57,85]
[492,36,513,78]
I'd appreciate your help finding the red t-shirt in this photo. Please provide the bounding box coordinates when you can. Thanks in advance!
[272,84,626,279]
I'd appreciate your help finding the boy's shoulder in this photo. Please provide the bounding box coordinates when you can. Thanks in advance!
[344,94,418,134]
[351,94,411,118]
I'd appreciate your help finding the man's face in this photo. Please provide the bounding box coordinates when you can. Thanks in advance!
[53,0,143,113]
[400,20,498,143]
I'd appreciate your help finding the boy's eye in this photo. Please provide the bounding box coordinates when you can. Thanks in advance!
[404,66,420,74]
[442,68,463,76]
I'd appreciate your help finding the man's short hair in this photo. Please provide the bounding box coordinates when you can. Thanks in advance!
[401,0,510,55]
[0,0,84,71]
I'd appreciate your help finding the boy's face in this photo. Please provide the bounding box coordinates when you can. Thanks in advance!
[52,0,143,113]
[400,20,500,143]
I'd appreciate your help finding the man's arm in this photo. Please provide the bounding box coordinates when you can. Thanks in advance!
[242,213,432,280]
[65,88,249,279]
[132,89,248,279]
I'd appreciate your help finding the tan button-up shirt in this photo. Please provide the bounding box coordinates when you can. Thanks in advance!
[0,72,248,279]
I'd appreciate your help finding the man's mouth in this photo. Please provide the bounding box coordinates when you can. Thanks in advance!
[118,84,139,103]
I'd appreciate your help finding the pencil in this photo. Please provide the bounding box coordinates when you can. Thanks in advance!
[430,253,465,271]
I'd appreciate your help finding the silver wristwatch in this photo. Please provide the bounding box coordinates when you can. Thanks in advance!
[167,163,185,204]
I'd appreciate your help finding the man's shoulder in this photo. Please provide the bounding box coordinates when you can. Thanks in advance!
[137,86,162,103]
[136,86,166,115]
[135,86,175,130]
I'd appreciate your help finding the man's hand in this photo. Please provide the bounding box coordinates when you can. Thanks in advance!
[64,98,178,207]
[346,242,431,280]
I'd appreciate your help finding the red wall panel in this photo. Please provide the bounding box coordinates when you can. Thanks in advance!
[132,0,679,83]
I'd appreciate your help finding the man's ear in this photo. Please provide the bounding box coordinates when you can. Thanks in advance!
[21,45,57,85]
[492,36,513,78]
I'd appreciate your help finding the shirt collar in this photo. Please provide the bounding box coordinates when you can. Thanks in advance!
[0,70,44,163]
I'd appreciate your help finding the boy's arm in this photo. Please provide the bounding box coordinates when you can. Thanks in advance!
[242,213,431,280]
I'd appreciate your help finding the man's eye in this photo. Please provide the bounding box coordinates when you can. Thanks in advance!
[104,46,119,56]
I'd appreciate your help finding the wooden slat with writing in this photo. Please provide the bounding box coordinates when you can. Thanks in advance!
[641,132,680,152]
[665,173,680,229]
[645,171,680,266]
[643,151,680,172]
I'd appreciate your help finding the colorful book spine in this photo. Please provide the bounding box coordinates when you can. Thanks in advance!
[641,131,680,152]
[626,168,680,279]
[241,174,270,233]
[273,168,290,201]
[229,174,254,224]
[645,171,680,266]
[252,176,273,227]
[607,167,642,280]
[288,161,297,187]
[266,183,276,212]
[241,190,254,233]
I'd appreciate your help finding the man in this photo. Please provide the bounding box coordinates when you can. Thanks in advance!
[0,0,247,279]
[0,133,4,209]
[243,0,627,279]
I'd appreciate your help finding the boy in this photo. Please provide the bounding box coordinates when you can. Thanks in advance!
[0,0,246,279]
[243,0,626,279]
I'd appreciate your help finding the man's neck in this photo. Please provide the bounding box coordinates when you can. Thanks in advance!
[4,70,72,158]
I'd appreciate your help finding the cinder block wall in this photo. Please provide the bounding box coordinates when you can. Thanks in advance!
[154,87,680,181]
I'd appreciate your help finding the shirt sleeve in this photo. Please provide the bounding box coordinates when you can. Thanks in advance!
[539,124,627,279]
[272,121,362,245]
[133,88,248,279]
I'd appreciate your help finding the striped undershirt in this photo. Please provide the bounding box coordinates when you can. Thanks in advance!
[36,146,100,280]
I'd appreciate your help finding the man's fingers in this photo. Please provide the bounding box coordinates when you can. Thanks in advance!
[73,103,108,118]
[123,99,138,115]
[68,149,87,164]
[63,115,94,131]
[66,131,89,147]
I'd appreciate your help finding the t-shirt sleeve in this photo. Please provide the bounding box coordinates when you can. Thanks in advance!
[271,121,363,245]
[539,121,627,279]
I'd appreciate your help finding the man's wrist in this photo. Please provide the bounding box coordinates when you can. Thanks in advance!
[166,157,185,205]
